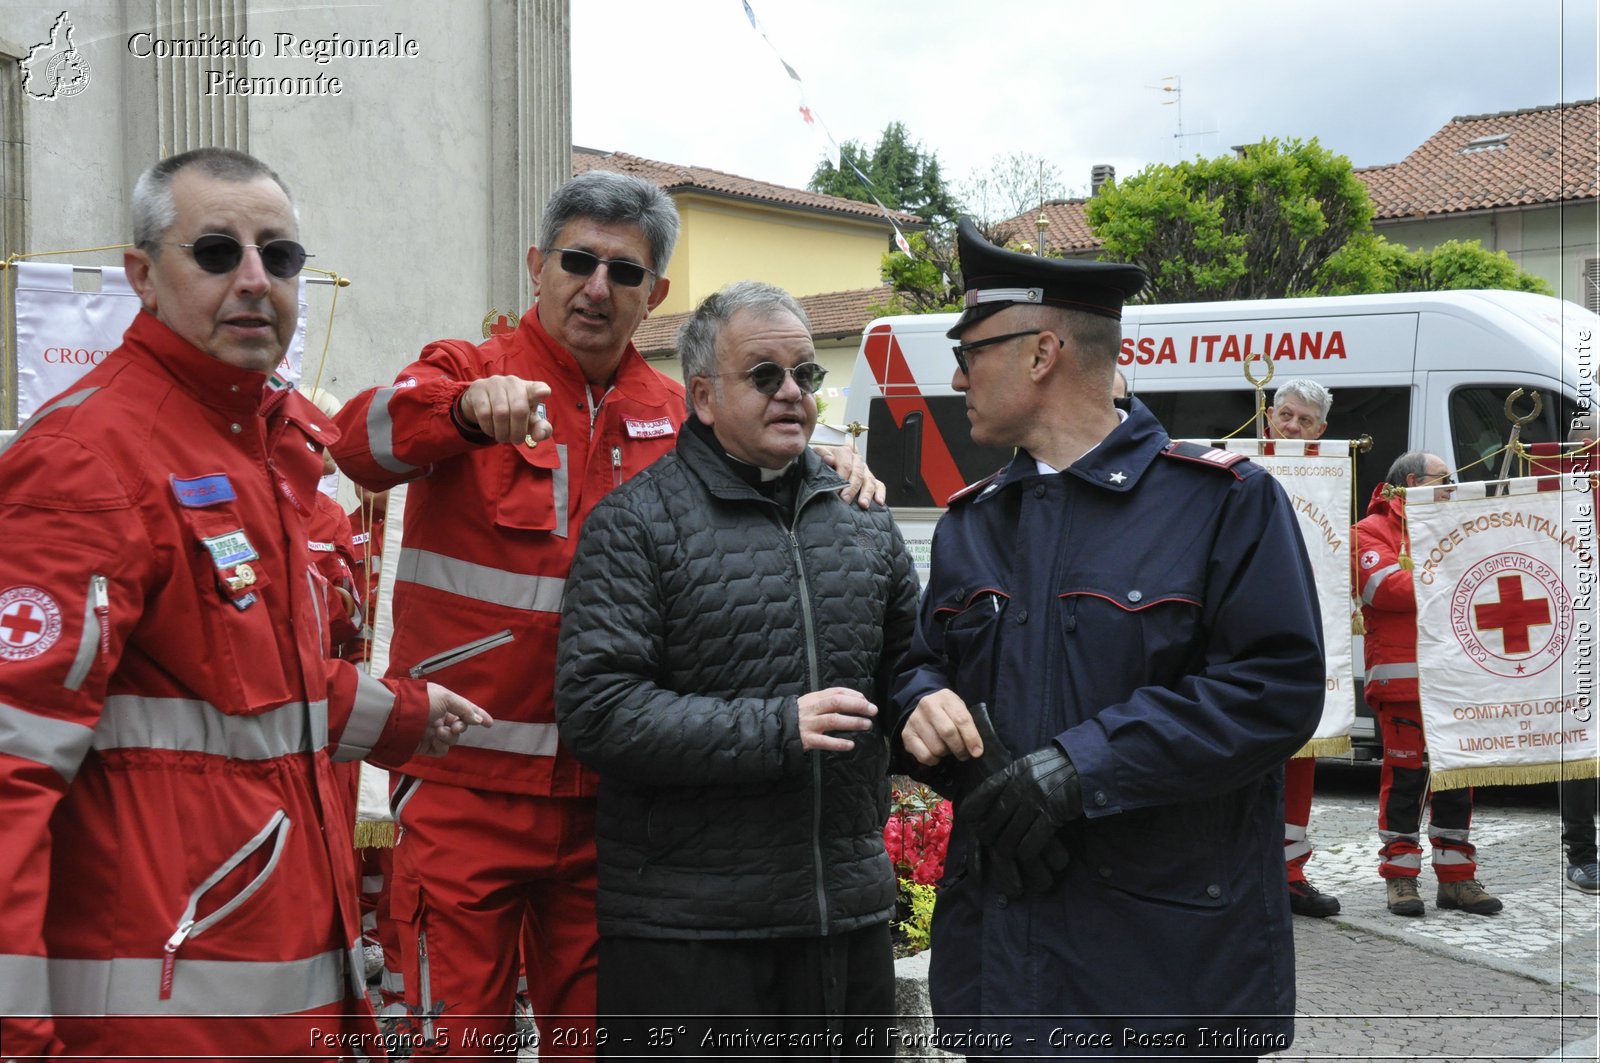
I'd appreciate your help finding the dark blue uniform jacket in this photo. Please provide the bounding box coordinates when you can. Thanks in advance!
[893,399,1325,1057]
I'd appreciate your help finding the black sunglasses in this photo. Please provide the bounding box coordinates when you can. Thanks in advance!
[951,329,1042,374]
[551,247,656,288]
[171,233,310,279]
[729,361,828,396]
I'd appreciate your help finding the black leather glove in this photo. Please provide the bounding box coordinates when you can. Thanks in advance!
[963,745,1083,896]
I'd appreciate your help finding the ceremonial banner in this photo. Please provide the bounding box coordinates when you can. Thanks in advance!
[1406,476,1598,789]
[1201,439,1356,755]
[13,263,138,421]
[11,262,310,422]
[354,480,408,847]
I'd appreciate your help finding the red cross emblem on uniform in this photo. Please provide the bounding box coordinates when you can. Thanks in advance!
[0,586,63,660]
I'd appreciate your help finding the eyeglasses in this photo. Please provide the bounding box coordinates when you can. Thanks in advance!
[726,361,828,396]
[551,247,656,288]
[951,330,1042,374]
[1424,472,1457,486]
[171,234,310,279]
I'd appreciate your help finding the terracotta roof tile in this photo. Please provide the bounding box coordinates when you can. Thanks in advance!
[574,148,922,227]
[992,199,1099,253]
[630,286,893,358]
[1356,99,1600,218]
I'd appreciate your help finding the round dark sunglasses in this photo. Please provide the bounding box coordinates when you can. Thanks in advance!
[552,247,656,288]
[171,233,310,279]
[728,361,828,396]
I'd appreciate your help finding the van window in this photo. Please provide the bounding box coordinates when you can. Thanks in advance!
[1136,386,1410,504]
[1449,386,1577,483]
[867,395,1014,508]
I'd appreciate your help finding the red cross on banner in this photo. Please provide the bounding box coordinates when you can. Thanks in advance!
[1474,574,1552,655]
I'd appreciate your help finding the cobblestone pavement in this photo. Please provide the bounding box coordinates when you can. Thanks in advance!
[1265,763,1597,1062]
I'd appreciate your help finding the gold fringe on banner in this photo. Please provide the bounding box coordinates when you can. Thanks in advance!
[354,819,396,849]
[1431,758,1600,792]
[1291,736,1353,759]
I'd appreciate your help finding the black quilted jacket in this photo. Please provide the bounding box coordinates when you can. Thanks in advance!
[555,425,921,938]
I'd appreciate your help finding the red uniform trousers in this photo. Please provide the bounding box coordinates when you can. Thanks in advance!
[391,780,598,1058]
[1283,756,1317,883]
[1375,699,1476,881]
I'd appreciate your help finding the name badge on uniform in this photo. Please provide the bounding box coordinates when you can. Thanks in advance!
[308,540,337,553]
[171,473,237,508]
[624,416,674,439]
[202,529,260,569]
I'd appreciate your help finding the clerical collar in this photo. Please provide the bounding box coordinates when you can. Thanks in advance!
[687,415,796,485]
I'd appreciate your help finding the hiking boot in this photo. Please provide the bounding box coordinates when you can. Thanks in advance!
[1288,878,1341,917]
[1436,878,1503,915]
[1386,877,1424,916]
[1567,863,1600,895]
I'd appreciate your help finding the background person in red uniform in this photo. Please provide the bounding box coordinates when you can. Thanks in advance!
[1266,379,1342,918]
[0,147,490,1059]
[332,171,881,1056]
[1354,450,1503,917]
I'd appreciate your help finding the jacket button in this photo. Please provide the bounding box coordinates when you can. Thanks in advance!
[1093,790,1109,807]
[1015,609,1028,624]
[1126,589,1143,603]
[996,894,1009,909]
[1098,866,1112,878]
[230,423,242,434]
[1206,884,1222,899]
[1034,484,1046,498]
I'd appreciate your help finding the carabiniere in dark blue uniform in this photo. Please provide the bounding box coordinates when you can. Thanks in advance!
[891,218,1325,1059]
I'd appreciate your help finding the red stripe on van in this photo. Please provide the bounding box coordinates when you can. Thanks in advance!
[863,325,966,504]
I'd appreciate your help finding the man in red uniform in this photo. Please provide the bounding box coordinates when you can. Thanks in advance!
[332,171,880,1055]
[0,147,491,1058]
[1354,449,1503,916]
[1267,379,1342,918]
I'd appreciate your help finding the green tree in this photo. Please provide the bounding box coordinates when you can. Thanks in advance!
[1085,137,1374,303]
[868,231,962,317]
[1320,235,1555,296]
[809,121,960,227]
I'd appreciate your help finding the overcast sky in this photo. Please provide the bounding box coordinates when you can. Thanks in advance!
[573,0,1599,206]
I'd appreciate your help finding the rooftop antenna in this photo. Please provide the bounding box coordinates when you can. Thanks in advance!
[1150,75,1216,155]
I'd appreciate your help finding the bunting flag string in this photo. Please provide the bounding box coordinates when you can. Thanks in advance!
[739,0,914,256]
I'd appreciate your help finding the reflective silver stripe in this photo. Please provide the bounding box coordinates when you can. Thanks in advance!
[0,387,98,457]
[1431,826,1472,843]
[1366,663,1418,683]
[390,775,422,825]
[335,672,396,762]
[1283,823,1308,843]
[0,953,52,1012]
[1384,853,1422,870]
[64,576,101,693]
[362,911,378,931]
[174,812,290,942]
[1284,838,1311,862]
[457,718,558,757]
[396,548,566,613]
[93,695,323,759]
[368,386,420,476]
[305,569,326,656]
[361,875,384,893]
[1362,563,1403,604]
[0,701,95,782]
[47,947,347,1016]
[1378,830,1419,845]
[552,442,570,538]
[1433,849,1474,865]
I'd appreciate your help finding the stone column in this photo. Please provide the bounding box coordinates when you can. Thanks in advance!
[488,0,570,319]
[151,0,249,156]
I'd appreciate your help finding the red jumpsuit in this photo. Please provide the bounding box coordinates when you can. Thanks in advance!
[1353,485,1477,882]
[0,311,433,1058]
[332,306,684,1055]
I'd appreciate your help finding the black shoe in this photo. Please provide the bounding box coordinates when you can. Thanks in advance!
[1288,879,1341,917]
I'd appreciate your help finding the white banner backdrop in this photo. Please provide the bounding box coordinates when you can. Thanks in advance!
[11,262,309,422]
[1406,476,1598,788]
[13,263,138,421]
[354,480,408,845]
[1199,439,1356,755]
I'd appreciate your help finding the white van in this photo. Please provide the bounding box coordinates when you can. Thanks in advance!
[842,289,1599,756]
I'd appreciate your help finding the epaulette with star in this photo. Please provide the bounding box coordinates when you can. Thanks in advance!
[946,469,1003,506]
[1158,441,1253,479]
